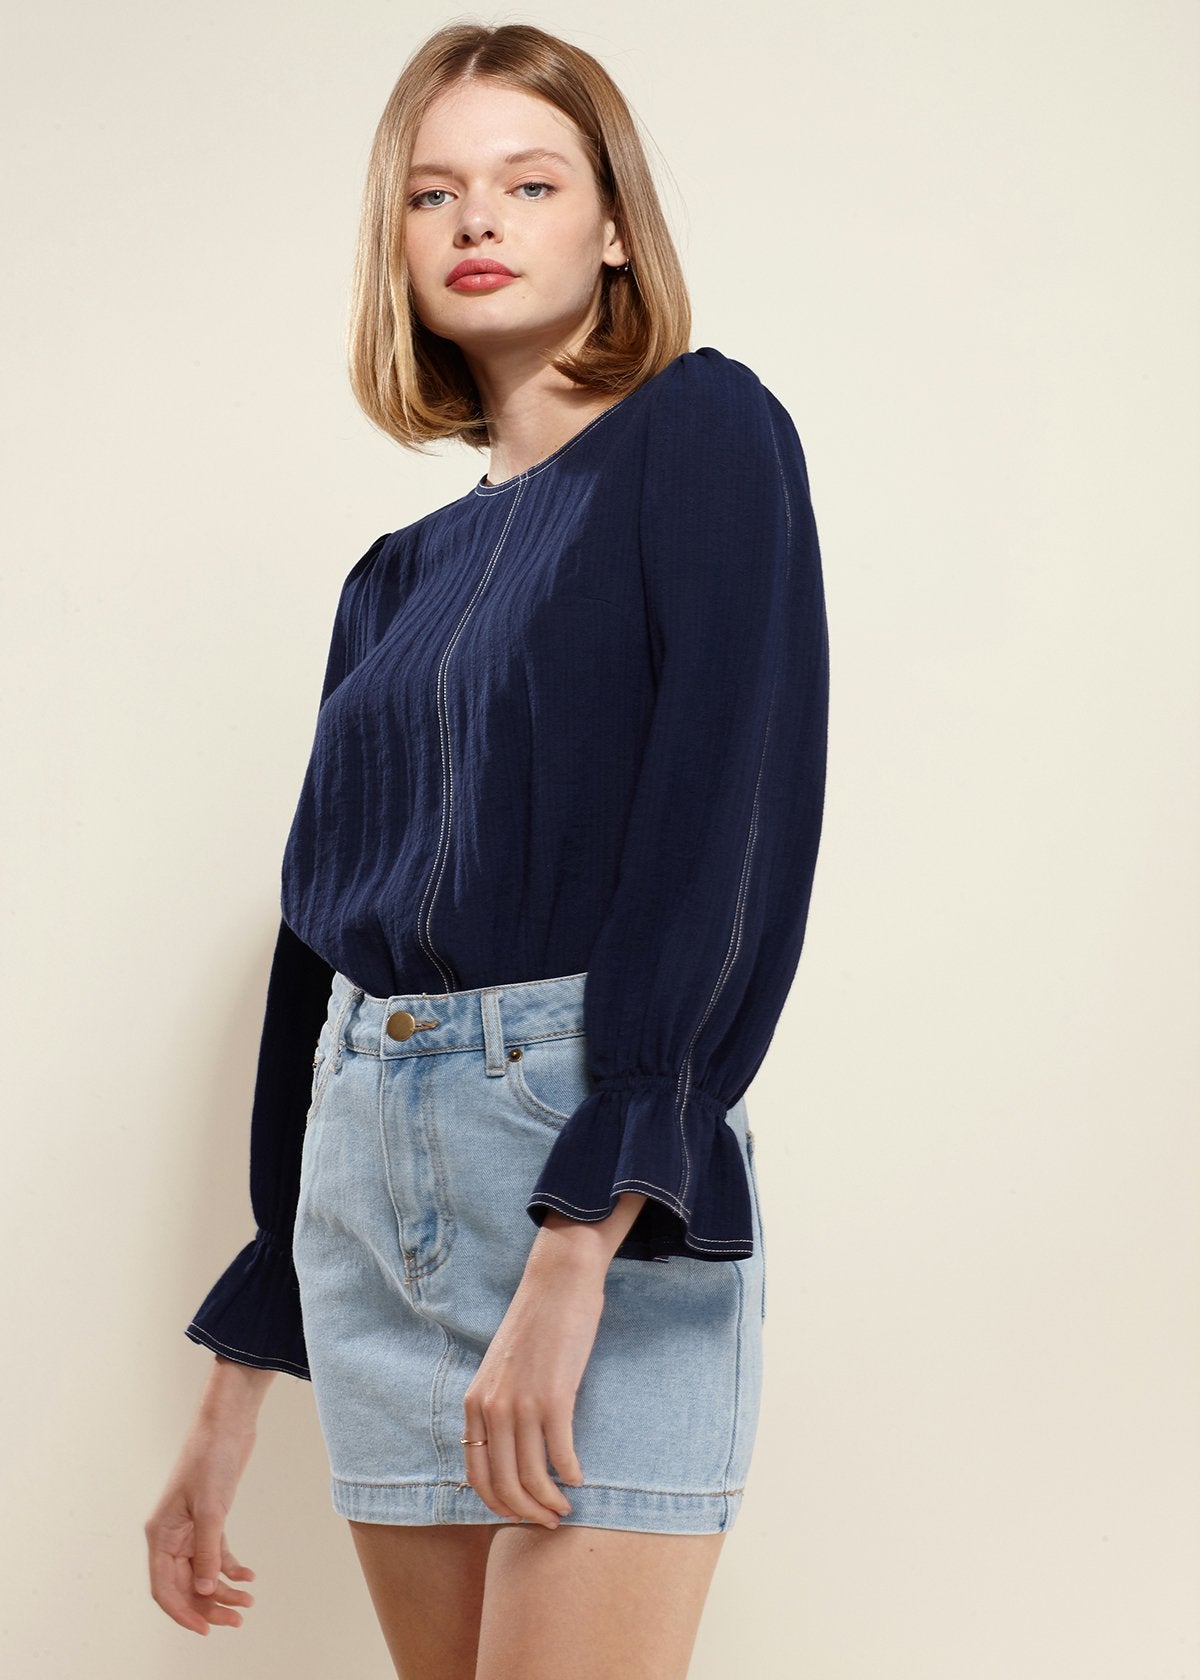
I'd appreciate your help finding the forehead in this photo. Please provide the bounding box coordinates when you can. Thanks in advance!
[411,80,588,168]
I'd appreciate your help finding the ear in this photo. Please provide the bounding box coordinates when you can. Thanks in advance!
[601,216,628,271]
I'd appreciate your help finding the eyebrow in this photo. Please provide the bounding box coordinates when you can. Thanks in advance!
[407,147,577,180]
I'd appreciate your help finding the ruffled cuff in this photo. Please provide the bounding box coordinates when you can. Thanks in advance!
[524,1075,754,1261]
[184,1228,311,1380]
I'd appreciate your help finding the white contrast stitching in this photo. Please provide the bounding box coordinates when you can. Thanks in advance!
[674,399,794,1227]
[471,399,631,495]
[417,482,526,987]
[527,1190,753,1249]
[184,1323,310,1378]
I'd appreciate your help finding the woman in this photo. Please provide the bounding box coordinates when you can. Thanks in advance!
[145,21,829,1679]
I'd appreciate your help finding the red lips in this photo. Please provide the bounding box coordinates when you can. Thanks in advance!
[446,257,517,284]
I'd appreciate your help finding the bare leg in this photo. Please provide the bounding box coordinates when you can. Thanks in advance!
[346,1518,503,1680]
[475,1524,728,1680]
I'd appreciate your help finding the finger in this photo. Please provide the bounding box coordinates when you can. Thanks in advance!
[208,1581,255,1610]
[191,1511,226,1595]
[147,1544,212,1636]
[192,1562,253,1621]
[220,1540,257,1588]
[220,1538,257,1592]
[487,1404,560,1528]
[181,1555,249,1629]
[193,1594,247,1629]
[462,1401,521,1521]
[544,1414,586,1488]
[515,1412,573,1518]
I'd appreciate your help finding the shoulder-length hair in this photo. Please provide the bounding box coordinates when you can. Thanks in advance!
[346,22,693,454]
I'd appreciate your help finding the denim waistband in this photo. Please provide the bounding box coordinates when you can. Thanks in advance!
[329,967,588,1062]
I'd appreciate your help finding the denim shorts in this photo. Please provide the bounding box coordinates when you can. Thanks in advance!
[292,967,766,1534]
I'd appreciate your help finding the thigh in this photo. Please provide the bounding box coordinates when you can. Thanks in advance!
[475,1524,728,1680]
[347,1519,502,1680]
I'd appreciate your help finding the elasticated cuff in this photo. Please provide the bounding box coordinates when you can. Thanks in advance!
[184,1228,311,1380]
[524,1076,754,1261]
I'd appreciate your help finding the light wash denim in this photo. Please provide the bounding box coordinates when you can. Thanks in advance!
[292,967,766,1533]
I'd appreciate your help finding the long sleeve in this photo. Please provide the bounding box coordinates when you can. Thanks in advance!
[524,353,830,1261]
[184,533,390,1377]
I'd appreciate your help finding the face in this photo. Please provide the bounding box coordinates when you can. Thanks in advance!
[402,78,627,363]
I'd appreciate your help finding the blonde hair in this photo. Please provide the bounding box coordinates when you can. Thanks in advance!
[346,22,693,454]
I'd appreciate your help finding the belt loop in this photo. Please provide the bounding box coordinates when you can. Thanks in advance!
[480,988,506,1077]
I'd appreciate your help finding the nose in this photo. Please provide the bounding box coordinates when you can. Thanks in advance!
[456,219,497,246]
[453,189,502,246]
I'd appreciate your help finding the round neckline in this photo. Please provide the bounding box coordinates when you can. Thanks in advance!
[471,355,684,496]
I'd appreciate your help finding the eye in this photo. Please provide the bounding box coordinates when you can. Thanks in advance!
[407,180,558,211]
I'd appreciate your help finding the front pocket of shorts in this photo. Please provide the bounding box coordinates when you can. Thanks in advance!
[505,1032,592,1130]
[306,1028,338,1127]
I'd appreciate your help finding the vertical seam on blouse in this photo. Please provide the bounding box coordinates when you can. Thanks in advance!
[675,407,794,1215]
[417,481,527,989]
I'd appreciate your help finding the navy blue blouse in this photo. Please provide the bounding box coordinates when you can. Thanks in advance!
[185,345,830,1380]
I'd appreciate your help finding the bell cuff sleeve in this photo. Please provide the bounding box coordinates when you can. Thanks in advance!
[524,352,830,1262]
[184,1224,313,1379]
[523,1076,754,1259]
[184,917,335,1379]
[184,534,389,1377]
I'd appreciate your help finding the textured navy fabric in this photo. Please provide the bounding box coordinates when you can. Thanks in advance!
[185,345,830,1379]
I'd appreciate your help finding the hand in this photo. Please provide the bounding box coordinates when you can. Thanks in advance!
[144,1384,261,1634]
[460,1194,646,1527]
[461,1247,606,1529]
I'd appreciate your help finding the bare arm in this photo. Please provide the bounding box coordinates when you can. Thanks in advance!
[144,1355,278,1634]
[532,1192,649,1269]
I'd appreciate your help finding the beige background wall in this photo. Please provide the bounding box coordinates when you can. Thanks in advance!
[2,2,1196,1675]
